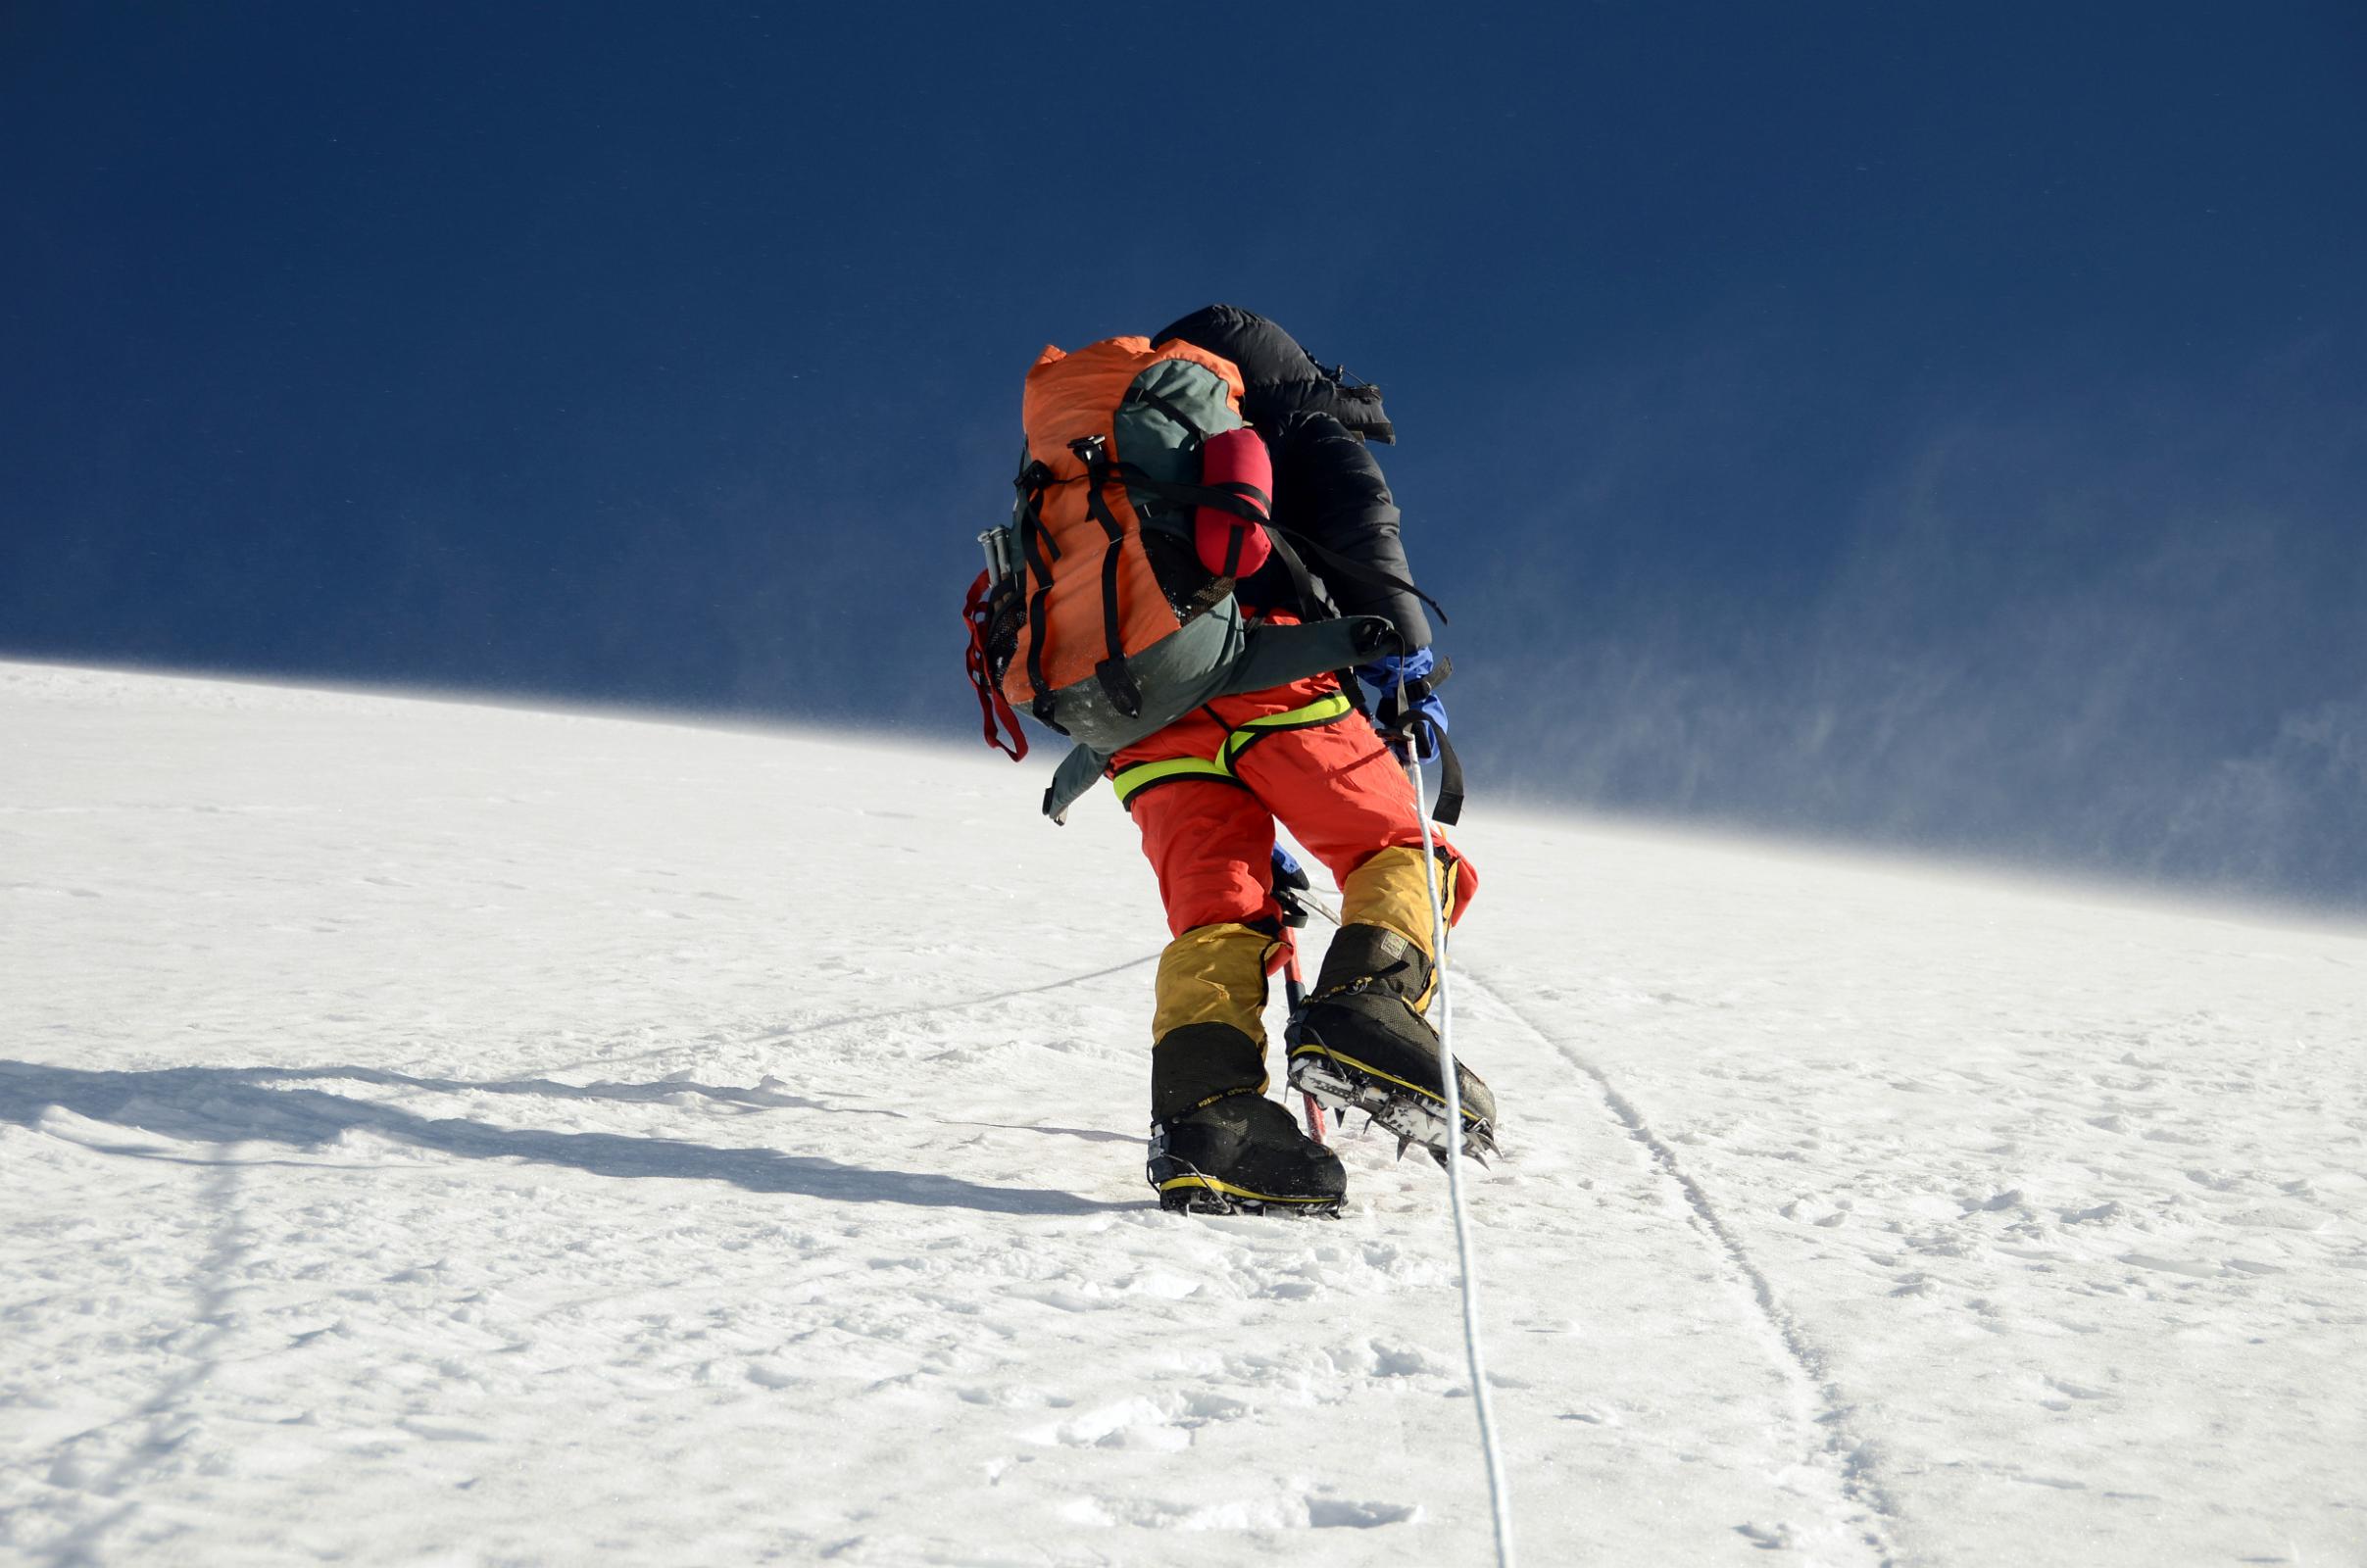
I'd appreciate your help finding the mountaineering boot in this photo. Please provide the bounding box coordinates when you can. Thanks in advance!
[1144,925,1345,1214]
[1286,922,1499,1162]
[1148,1089,1348,1216]
[1145,927,1354,1220]
[1147,1020,1346,1215]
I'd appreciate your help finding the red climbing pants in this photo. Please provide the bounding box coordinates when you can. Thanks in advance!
[1111,668,1477,1045]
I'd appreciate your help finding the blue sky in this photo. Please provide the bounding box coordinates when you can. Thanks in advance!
[4,4,2362,906]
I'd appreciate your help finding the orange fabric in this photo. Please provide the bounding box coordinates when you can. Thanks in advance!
[1119,669,1479,940]
[1004,336,1250,703]
[1020,337,1244,468]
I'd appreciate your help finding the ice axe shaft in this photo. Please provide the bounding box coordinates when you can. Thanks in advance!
[1281,952,1325,1143]
[1272,861,1331,1143]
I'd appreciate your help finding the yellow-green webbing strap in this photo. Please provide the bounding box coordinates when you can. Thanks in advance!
[1110,691,1357,808]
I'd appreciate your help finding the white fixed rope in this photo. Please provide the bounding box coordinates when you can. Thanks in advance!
[1398,666,1518,1568]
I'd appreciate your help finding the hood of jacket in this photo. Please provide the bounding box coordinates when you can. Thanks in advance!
[1151,304,1395,445]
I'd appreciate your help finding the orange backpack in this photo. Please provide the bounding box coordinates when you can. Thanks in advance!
[964,334,1394,820]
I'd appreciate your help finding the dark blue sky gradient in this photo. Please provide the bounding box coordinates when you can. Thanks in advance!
[4,5,2363,905]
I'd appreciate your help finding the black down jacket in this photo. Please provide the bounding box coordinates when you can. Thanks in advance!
[1151,304,1434,652]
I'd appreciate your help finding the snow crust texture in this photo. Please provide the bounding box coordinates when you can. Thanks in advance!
[2,662,2361,1566]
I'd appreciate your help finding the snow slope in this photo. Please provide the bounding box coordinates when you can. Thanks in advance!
[2,661,2360,1567]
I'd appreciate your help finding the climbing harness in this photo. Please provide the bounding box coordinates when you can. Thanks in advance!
[1107,691,1357,808]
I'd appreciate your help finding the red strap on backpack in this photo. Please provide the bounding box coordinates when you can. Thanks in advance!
[962,570,1029,760]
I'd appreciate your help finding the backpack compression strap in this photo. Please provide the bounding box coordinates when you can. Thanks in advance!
[1071,435,1145,721]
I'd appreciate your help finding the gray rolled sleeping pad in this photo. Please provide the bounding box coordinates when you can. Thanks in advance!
[1041,612,1394,823]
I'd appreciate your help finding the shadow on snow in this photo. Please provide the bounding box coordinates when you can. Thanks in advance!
[0,1060,1131,1217]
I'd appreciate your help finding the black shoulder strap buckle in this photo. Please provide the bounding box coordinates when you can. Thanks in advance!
[1398,652,1453,704]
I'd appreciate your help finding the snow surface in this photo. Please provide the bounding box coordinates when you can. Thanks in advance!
[2,661,2361,1567]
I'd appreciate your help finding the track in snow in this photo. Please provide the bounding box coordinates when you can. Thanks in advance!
[1467,967,1899,1566]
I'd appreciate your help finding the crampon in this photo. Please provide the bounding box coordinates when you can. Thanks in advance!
[1287,1044,1500,1169]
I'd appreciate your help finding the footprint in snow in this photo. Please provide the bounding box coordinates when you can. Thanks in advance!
[1307,1497,1420,1528]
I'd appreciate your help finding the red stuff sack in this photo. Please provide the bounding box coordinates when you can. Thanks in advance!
[1193,426,1273,578]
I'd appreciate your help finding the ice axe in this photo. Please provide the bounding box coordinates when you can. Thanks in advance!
[1270,844,1339,1143]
